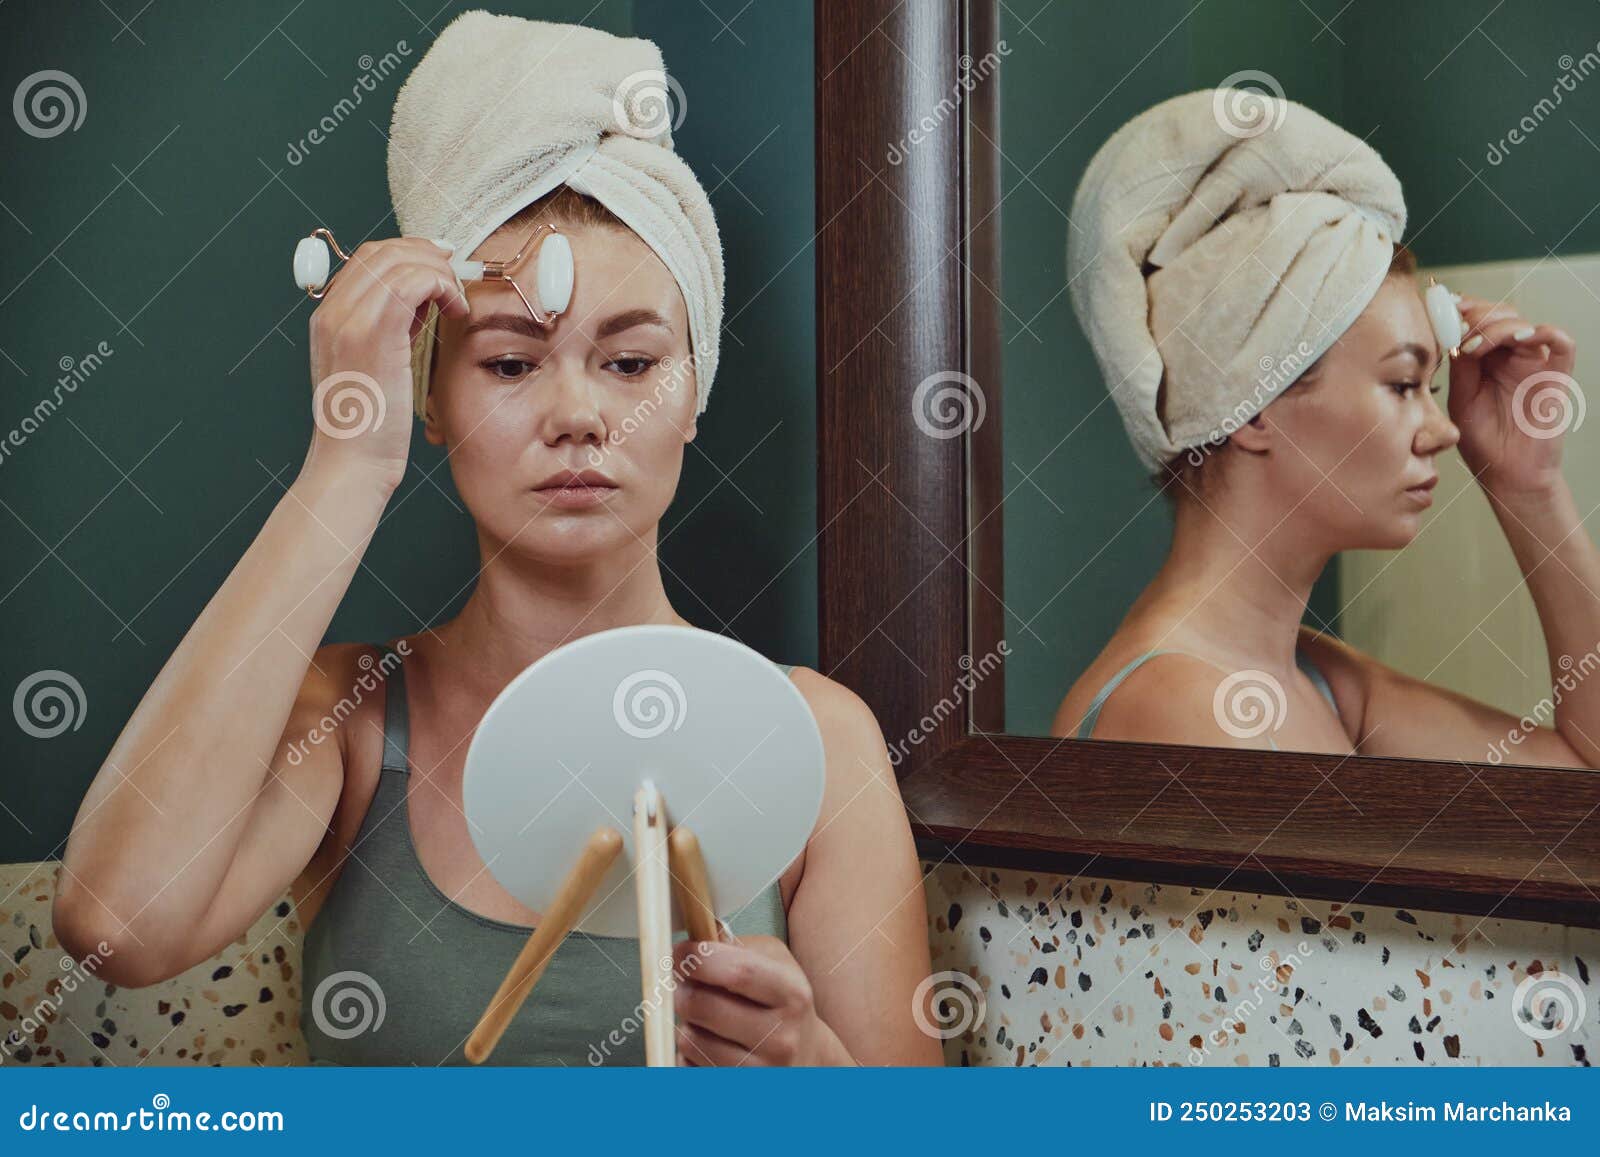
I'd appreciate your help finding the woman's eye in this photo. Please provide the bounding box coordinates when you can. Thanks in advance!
[1389,381,1423,396]
[484,357,536,380]
[607,356,656,378]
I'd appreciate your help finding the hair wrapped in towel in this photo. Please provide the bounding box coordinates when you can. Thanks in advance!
[1067,89,1407,473]
[387,11,724,419]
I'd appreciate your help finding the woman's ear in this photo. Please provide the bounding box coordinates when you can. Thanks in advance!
[421,343,445,445]
[422,385,445,446]
[1226,411,1274,456]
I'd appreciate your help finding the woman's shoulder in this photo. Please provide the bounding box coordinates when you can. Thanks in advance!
[776,665,909,892]
[783,664,878,738]
[1051,632,1224,739]
[781,666,901,809]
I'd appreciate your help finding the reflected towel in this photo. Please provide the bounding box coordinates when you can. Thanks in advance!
[1067,89,1406,472]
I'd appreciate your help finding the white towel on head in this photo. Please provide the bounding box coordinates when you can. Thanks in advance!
[387,11,724,419]
[1067,89,1406,472]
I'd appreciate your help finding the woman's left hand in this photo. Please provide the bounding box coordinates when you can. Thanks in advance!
[1449,294,1578,500]
[671,935,853,1066]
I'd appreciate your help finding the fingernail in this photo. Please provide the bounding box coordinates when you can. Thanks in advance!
[1513,326,1536,341]
[1461,335,1484,352]
[428,236,456,252]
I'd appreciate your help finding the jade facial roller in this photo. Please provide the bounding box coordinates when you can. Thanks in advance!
[293,223,575,323]
[1425,276,1465,358]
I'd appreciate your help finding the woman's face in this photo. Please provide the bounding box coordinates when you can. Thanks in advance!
[1251,275,1461,550]
[424,220,697,564]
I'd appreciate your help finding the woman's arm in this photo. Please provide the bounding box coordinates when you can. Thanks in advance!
[53,471,390,987]
[1300,628,1591,767]
[670,671,943,1065]
[53,239,468,985]
[1482,476,1600,766]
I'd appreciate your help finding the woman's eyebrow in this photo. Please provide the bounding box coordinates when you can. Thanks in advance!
[595,308,671,340]
[463,307,673,342]
[1382,341,1438,366]
[464,313,547,339]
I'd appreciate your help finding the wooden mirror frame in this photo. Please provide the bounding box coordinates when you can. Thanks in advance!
[815,0,1600,928]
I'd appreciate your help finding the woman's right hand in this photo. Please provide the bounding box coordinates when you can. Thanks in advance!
[304,237,469,492]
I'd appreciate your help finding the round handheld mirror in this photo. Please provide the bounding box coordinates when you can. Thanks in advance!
[461,625,825,938]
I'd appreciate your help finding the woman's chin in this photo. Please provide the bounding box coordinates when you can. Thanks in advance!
[503,521,638,565]
[1367,514,1424,551]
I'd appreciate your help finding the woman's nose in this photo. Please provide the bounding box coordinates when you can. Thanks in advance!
[1416,394,1460,455]
[538,367,606,446]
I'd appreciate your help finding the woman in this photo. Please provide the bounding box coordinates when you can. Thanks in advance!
[1052,89,1599,768]
[53,14,940,1067]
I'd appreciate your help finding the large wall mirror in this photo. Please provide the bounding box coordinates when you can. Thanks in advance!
[994,0,1600,767]
[816,0,1600,926]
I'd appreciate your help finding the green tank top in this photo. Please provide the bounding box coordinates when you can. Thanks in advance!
[299,643,791,1066]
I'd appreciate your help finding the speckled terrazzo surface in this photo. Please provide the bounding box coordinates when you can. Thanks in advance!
[1,861,308,1066]
[922,861,1597,1067]
[8,858,1596,1066]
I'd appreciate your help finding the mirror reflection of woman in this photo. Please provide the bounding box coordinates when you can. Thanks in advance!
[1053,90,1599,769]
[53,15,940,1067]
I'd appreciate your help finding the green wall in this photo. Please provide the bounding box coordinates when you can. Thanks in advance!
[0,1,815,861]
[1000,0,1600,735]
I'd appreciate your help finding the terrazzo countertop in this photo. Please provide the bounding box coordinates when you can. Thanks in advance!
[921,860,1596,1067]
[1,861,308,1066]
[7,858,1594,1066]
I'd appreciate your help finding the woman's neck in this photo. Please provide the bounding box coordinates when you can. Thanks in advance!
[419,529,689,699]
[1140,484,1335,673]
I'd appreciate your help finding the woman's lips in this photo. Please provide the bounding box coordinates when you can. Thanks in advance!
[533,481,617,509]
[1404,477,1437,507]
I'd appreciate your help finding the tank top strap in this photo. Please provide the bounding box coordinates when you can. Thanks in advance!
[1076,645,1334,744]
[1075,648,1190,739]
[377,643,410,776]
[1295,646,1337,711]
